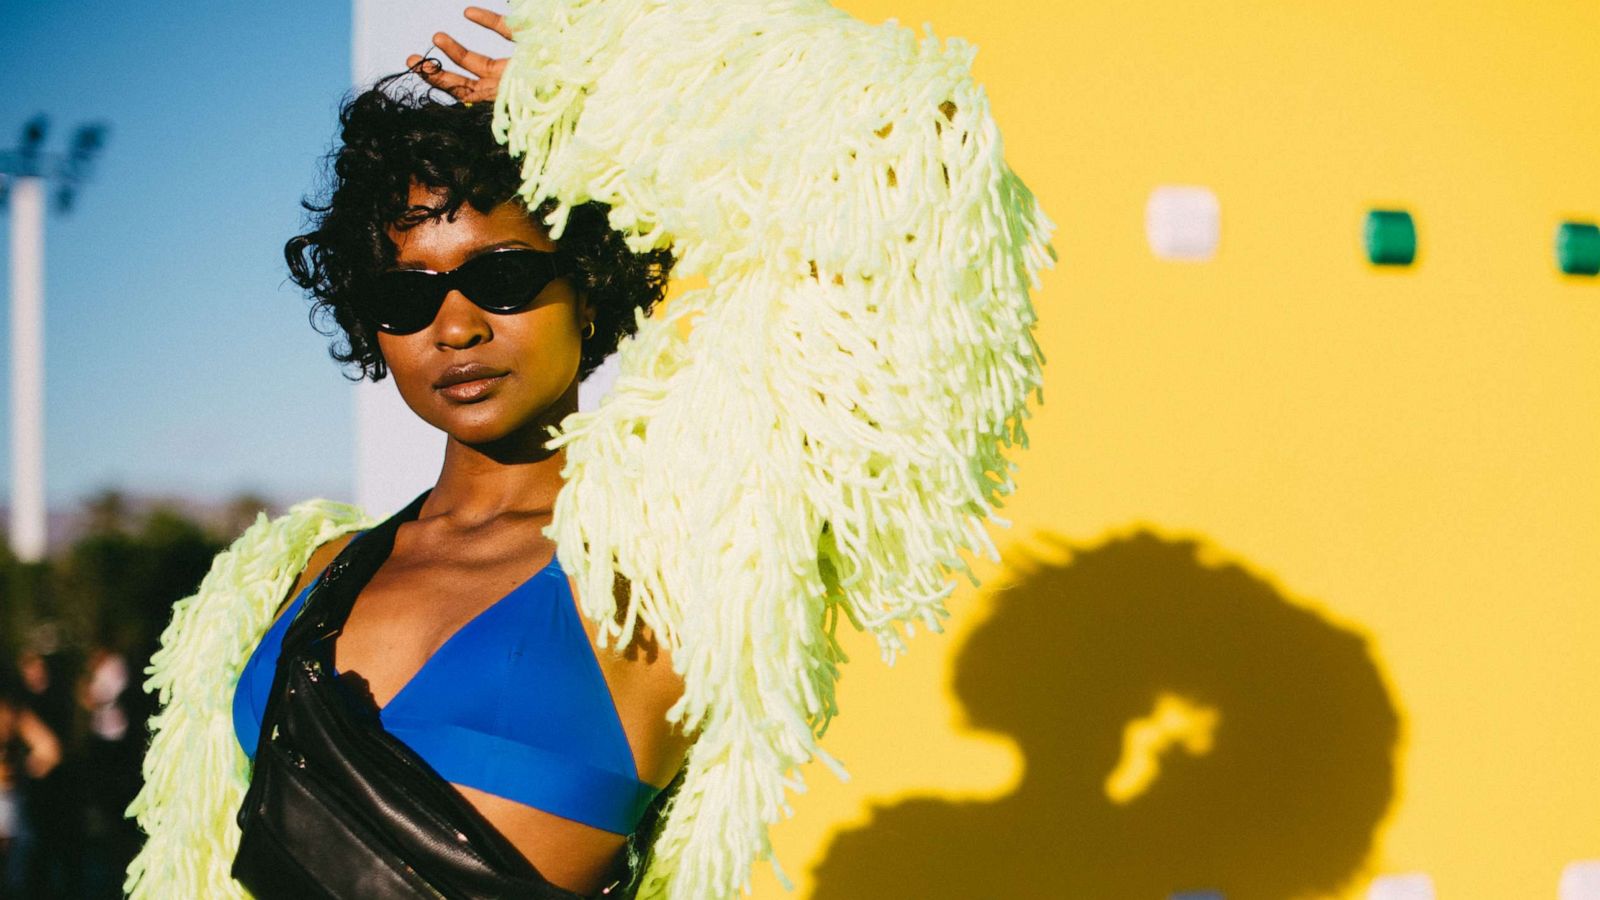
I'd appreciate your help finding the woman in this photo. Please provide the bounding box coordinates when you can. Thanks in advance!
[127,3,1052,898]
[132,24,688,900]
[250,71,690,899]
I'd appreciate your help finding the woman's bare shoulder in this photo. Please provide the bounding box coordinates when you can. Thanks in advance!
[265,531,362,628]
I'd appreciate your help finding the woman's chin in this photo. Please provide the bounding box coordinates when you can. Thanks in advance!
[442,417,520,447]
[420,397,508,439]
[407,377,573,449]
[431,403,561,451]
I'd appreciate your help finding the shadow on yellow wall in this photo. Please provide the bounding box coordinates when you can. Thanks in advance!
[808,529,1402,900]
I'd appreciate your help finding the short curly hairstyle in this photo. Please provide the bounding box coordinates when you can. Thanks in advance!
[285,67,674,384]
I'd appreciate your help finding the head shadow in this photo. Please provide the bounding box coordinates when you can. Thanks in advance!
[810,526,1402,900]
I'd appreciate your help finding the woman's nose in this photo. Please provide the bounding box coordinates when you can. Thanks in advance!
[432,289,491,347]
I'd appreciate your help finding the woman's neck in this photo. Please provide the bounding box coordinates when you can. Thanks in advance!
[422,392,577,528]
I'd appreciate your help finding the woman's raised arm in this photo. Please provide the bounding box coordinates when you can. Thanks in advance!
[407,5,512,103]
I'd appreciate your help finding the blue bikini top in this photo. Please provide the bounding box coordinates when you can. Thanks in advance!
[232,531,664,836]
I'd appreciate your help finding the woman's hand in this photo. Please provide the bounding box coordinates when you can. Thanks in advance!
[407,6,513,104]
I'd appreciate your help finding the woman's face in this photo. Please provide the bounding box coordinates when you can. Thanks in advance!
[377,181,593,448]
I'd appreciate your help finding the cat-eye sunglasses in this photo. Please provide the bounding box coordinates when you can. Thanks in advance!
[359,247,571,335]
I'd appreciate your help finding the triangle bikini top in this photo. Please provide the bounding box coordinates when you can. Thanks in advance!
[232,516,664,836]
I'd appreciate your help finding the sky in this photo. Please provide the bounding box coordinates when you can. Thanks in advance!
[1,1,369,508]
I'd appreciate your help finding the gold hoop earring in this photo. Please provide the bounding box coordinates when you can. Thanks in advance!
[582,321,596,340]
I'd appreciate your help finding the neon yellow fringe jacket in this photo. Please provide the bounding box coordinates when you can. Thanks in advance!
[124,1,1054,898]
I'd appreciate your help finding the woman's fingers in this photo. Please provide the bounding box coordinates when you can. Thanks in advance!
[405,53,483,102]
[400,8,512,104]
[431,30,498,78]
[463,6,513,41]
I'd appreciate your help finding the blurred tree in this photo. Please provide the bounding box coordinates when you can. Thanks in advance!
[1,551,51,660]
[221,491,277,542]
[59,504,221,658]
[83,487,130,536]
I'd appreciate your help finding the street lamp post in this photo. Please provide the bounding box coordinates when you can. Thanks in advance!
[1,115,108,562]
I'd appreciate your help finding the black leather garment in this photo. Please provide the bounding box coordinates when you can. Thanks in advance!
[233,489,681,899]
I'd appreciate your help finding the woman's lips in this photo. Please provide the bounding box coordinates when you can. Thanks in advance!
[435,373,508,402]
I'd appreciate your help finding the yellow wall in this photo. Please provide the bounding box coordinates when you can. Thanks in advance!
[731,1,1600,897]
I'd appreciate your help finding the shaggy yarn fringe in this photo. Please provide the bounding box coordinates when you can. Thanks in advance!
[122,499,376,899]
[493,1,1056,897]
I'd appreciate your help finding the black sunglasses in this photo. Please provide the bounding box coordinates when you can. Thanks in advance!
[360,247,571,335]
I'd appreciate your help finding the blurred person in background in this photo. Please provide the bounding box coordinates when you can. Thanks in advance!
[76,642,144,899]
[0,654,63,899]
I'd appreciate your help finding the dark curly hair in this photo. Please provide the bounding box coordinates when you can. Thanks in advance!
[286,66,674,384]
